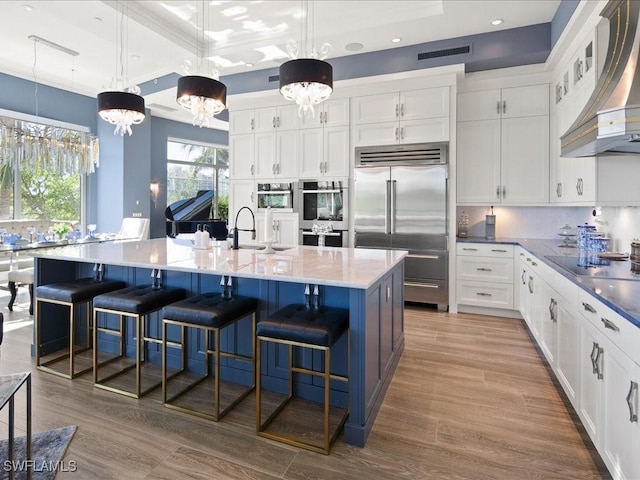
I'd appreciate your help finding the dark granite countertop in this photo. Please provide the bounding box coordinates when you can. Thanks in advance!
[457,236,640,328]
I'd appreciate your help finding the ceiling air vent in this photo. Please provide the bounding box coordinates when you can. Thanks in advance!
[418,45,471,61]
[268,75,280,83]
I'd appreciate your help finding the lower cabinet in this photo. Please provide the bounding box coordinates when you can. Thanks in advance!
[556,293,580,408]
[579,319,603,446]
[256,212,299,246]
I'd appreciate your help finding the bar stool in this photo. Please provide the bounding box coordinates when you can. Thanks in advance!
[93,281,186,398]
[256,303,350,455]
[8,267,34,315]
[35,276,126,379]
[161,284,257,421]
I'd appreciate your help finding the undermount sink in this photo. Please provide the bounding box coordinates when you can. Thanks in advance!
[237,244,293,252]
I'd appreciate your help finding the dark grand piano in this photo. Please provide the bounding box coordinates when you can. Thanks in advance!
[165,190,228,239]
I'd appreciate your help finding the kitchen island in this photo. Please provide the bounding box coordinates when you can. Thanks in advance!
[32,238,406,447]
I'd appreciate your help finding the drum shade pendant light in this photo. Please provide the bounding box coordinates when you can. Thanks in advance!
[279,0,333,118]
[98,1,145,136]
[176,0,227,127]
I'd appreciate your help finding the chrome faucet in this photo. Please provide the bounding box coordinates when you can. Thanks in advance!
[232,206,256,249]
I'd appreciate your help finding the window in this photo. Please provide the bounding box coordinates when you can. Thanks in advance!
[166,139,229,221]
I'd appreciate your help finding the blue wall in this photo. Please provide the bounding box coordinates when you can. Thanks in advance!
[551,0,581,48]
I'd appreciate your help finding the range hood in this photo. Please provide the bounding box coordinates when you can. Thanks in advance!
[561,0,640,157]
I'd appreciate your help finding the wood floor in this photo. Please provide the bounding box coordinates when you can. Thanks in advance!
[0,295,611,479]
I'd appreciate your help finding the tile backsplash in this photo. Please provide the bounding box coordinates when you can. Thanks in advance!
[597,207,640,253]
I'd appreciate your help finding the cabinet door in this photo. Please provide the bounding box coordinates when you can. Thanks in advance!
[500,115,549,203]
[573,157,596,203]
[229,109,254,134]
[579,320,603,448]
[501,84,549,118]
[276,130,299,178]
[457,120,501,203]
[253,107,277,133]
[324,126,349,177]
[539,284,558,367]
[352,93,398,124]
[400,87,449,120]
[517,262,531,327]
[299,128,324,178]
[229,134,255,179]
[323,98,350,126]
[353,122,398,147]
[274,213,299,246]
[229,180,256,244]
[400,118,449,144]
[602,340,640,480]
[456,256,514,283]
[275,104,301,131]
[457,89,501,122]
[255,132,277,178]
[556,296,580,408]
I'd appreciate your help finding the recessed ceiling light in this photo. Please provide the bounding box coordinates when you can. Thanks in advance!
[391,37,402,43]
[245,62,254,67]
[345,42,363,52]
[491,18,504,26]
[22,4,34,11]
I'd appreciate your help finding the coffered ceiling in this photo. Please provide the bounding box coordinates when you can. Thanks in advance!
[0,1,561,127]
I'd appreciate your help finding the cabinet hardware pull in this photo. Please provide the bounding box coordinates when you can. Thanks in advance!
[601,317,620,332]
[405,282,440,288]
[476,292,492,297]
[276,116,280,128]
[578,178,584,196]
[531,261,538,266]
[528,276,534,294]
[526,257,531,262]
[521,269,526,285]
[277,163,280,174]
[556,183,562,198]
[502,185,506,198]
[272,164,276,174]
[407,254,440,260]
[502,100,506,114]
[496,185,501,199]
[395,127,399,140]
[400,127,404,140]
[250,192,254,203]
[250,164,254,176]
[590,342,599,375]
[395,104,399,118]
[476,267,492,272]
[626,381,638,423]
[491,249,507,253]
[462,248,478,251]
[548,298,555,321]
[520,252,525,256]
[319,162,323,173]
[582,302,596,313]
[250,119,254,130]
[400,104,405,117]
[496,101,500,114]
[595,346,604,380]
[272,117,276,128]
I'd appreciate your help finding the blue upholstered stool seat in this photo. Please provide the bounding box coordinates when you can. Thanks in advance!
[161,291,258,421]
[37,279,126,303]
[162,293,257,328]
[256,303,350,455]
[35,278,127,380]
[256,304,348,347]
[93,285,186,315]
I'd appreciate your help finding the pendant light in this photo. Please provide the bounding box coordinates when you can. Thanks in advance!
[98,0,145,136]
[176,0,227,127]
[279,0,333,118]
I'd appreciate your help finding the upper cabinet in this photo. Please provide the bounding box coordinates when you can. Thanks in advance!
[457,84,550,204]
[351,87,450,146]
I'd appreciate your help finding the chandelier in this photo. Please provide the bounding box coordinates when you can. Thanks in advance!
[176,0,227,127]
[0,117,99,175]
[98,1,145,136]
[279,1,333,118]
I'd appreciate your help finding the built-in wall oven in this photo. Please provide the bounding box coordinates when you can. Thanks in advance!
[298,180,348,247]
[257,183,296,211]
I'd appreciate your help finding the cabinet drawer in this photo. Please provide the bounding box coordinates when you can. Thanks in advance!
[578,289,640,365]
[456,280,514,309]
[456,243,514,258]
[456,256,514,283]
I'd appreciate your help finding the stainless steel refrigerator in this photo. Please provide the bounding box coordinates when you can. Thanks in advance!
[354,143,448,310]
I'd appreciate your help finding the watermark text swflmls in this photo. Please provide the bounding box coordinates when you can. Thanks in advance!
[3,460,77,473]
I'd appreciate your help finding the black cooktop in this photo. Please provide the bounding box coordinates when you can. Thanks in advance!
[545,255,640,281]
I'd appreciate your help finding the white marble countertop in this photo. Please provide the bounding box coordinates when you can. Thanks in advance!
[32,238,407,289]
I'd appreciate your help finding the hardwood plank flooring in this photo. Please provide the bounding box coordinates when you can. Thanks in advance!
[0,299,611,479]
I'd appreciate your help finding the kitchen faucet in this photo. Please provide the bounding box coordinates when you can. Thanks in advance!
[232,206,256,249]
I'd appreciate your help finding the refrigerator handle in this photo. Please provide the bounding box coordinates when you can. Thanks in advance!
[390,180,397,234]
[385,180,391,234]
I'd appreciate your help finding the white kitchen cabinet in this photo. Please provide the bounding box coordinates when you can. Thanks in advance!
[555,292,581,409]
[255,129,299,179]
[457,84,549,204]
[455,243,514,309]
[352,87,450,146]
[299,126,349,178]
[602,338,640,480]
[229,180,256,244]
[229,134,255,180]
[229,109,256,135]
[300,98,349,128]
[253,105,300,133]
[256,212,299,246]
[539,282,558,368]
[579,319,604,448]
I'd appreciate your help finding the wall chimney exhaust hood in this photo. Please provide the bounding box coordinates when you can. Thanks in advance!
[561,0,640,157]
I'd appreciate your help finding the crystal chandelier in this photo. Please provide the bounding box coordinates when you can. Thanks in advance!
[98,1,145,136]
[176,0,227,127]
[279,1,333,118]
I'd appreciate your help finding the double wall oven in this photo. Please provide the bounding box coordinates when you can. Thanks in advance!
[298,181,348,247]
